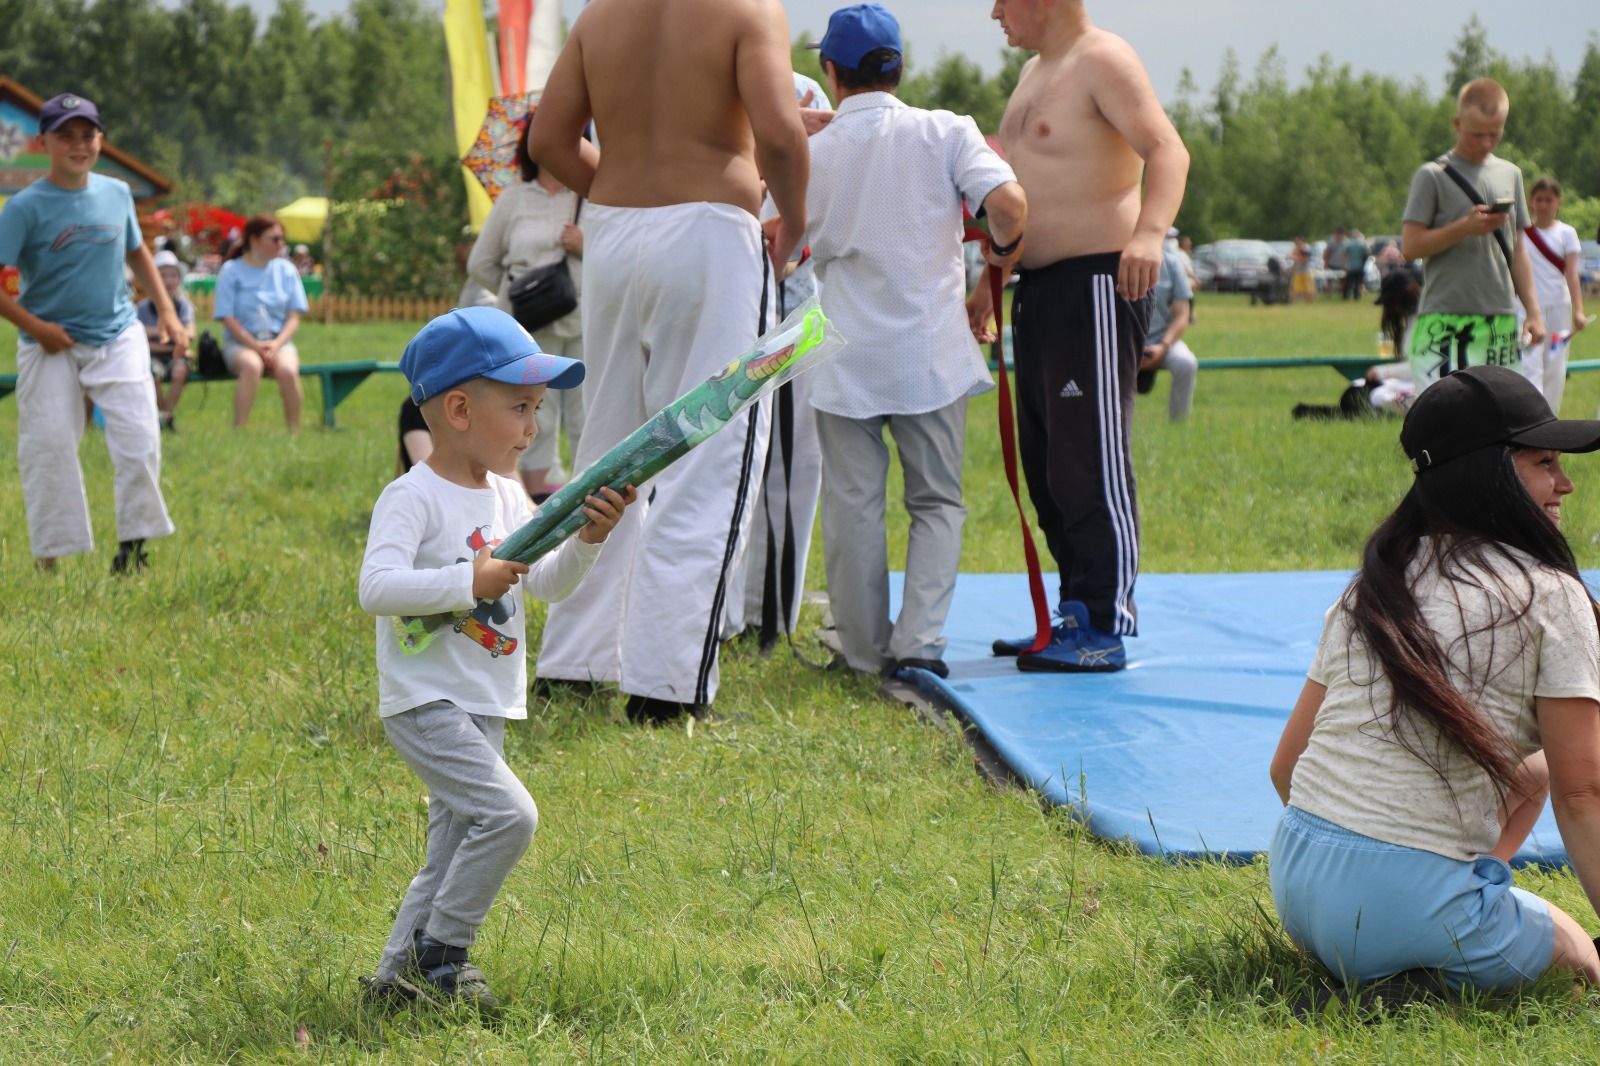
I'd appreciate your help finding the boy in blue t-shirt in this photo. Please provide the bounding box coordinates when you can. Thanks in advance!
[0,93,192,572]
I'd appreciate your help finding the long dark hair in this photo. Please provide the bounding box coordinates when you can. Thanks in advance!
[515,118,538,183]
[1344,444,1599,792]
[226,214,283,262]
[1376,267,1421,353]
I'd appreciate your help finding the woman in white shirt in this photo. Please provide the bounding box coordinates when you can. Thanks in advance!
[1270,365,1600,993]
[468,121,585,502]
[1518,176,1590,414]
[214,215,310,431]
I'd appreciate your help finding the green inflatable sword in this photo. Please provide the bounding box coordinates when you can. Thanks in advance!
[493,298,843,567]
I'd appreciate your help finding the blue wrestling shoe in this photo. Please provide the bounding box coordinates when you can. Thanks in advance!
[992,604,1075,657]
[1015,601,1125,673]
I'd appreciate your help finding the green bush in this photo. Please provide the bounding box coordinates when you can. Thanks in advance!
[325,146,469,298]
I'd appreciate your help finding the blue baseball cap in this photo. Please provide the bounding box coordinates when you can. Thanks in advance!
[400,306,585,405]
[39,93,103,134]
[813,3,902,72]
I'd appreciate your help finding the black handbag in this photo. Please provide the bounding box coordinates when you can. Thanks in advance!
[507,197,583,334]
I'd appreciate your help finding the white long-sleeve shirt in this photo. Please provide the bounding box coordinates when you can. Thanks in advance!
[360,462,601,718]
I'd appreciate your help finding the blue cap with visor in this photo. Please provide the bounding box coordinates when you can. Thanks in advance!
[400,306,585,406]
[812,3,903,73]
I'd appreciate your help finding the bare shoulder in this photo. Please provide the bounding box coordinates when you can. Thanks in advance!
[1079,27,1149,78]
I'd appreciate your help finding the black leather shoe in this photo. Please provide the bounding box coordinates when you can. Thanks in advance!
[892,657,950,679]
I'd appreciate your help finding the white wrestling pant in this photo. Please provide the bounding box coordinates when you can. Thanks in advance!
[17,320,174,560]
[721,371,822,642]
[1519,301,1573,415]
[537,202,772,704]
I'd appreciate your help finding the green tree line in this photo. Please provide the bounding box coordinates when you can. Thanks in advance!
[1,0,454,210]
[3,2,1594,287]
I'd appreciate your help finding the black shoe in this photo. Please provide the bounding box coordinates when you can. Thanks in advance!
[403,934,500,1012]
[625,695,701,725]
[159,413,176,433]
[358,974,416,1009]
[532,677,599,700]
[110,539,148,575]
[891,657,950,679]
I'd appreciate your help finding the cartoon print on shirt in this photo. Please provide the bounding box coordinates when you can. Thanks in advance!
[393,523,519,657]
[451,524,519,657]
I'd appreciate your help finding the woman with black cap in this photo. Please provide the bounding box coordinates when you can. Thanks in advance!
[1269,364,1600,993]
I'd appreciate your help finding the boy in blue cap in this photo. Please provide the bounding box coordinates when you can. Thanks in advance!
[0,92,190,573]
[358,306,634,1009]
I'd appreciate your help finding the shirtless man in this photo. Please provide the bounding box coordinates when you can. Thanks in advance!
[529,0,809,723]
[976,0,1188,673]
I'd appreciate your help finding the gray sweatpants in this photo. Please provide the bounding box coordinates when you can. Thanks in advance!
[374,701,539,979]
[816,399,968,673]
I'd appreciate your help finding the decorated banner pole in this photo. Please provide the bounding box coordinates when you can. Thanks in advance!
[494,298,844,567]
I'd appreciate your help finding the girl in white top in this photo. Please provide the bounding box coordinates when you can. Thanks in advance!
[1270,365,1600,993]
[1518,175,1589,414]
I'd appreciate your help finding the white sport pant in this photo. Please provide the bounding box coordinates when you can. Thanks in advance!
[721,372,822,641]
[1158,339,1198,421]
[1519,301,1573,414]
[17,320,174,560]
[537,202,771,704]
[722,249,824,643]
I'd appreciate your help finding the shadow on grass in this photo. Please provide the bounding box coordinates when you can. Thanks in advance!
[1161,898,1457,1023]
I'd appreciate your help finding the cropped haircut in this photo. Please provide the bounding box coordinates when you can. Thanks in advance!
[1457,78,1509,118]
[831,48,903,92]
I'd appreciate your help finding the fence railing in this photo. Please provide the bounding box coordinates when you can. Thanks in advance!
[188,292,457,324]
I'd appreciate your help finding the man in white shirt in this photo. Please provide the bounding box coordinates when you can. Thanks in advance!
[795,3,1026,677]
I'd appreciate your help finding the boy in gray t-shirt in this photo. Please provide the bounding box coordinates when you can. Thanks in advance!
[1401,78,1545,386]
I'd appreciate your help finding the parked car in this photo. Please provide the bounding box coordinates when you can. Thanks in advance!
[1581,240,1600,291]
[1193,239,1276,293]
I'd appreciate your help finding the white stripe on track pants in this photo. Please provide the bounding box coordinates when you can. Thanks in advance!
[536,202,771,705]
[17,320,174,560]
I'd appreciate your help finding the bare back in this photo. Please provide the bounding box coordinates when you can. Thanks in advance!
[999,30,1148,268]
[573,0,789,215]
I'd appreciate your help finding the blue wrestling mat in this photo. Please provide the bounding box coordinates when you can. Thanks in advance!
[896,571,1576,868]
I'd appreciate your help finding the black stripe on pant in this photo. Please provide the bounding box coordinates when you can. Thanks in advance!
[1012,252,1149,637]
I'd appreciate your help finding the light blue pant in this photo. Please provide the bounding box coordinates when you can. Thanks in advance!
[1270,806,1553,992]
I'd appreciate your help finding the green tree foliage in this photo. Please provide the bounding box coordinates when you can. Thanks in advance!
[0,0,452,211]
[1170,28,1600,242]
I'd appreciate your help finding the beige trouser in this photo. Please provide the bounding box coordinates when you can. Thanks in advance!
[17,320,173,559]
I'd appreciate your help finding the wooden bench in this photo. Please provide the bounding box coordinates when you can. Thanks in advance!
[0,360,403,429]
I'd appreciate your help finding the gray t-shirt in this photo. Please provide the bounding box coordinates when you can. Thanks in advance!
[1146,249,1192,342]
[1403,151,1528,317]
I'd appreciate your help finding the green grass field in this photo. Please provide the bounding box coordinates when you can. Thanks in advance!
[3,298,1600,1062]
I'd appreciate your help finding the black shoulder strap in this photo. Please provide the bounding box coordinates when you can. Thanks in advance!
[1434,155,1514,273]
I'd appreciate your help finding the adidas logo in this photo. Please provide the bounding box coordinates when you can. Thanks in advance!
[1059,380,1084,399]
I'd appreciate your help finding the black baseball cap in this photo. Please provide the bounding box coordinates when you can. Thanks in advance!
[1400,365,1600,473]
[39,93,103,134]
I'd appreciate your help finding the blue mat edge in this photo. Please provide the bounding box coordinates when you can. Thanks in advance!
[903,667,1259,865]
[899,565,1586,874]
